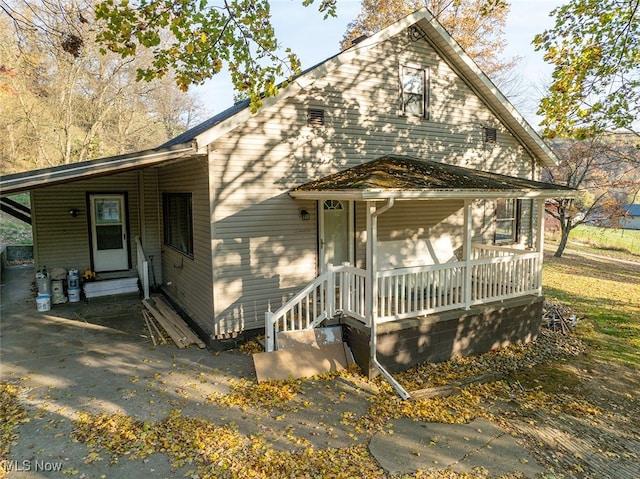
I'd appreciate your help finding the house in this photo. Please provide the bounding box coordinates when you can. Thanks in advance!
[621,204,640,230]
[0,8,574,379]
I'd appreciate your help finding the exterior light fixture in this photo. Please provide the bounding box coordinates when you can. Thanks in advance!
[69,209,80,217]
[300,209,310,221]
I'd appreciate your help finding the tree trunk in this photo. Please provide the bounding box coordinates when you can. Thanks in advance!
[554,224,571,257]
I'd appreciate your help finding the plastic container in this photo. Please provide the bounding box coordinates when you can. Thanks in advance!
[67,270,80,290]
[36,271,51,295]
[68,288,81,303]
[51,280,67,304]
[36,294,51,312]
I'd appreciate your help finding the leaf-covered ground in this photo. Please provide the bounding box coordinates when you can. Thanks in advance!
[2,246,638,478]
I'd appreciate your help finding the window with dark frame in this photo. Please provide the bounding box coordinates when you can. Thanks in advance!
[163,193,194,257]
[401,65,428,118]
[494,198,521,244]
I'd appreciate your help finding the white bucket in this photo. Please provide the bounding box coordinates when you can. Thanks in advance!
[36,294,51,312]
[68,288,81,303]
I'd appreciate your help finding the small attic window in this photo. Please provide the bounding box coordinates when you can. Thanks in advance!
[484,127,497,143]
[307,108,325,127]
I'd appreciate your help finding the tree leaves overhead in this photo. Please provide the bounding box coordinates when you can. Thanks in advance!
[341,0,516,80]
[94,0,336,112]
[534,0,640,139]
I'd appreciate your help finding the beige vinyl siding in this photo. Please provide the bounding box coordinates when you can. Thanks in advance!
[138,169,163,284]
[31,172,141,273]
[157,157,214,335]
[354,200,465,268]
[206,26,540,335]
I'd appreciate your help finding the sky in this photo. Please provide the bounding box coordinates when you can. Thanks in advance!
[192,0,565,128]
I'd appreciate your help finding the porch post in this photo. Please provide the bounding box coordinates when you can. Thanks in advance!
[365,202,377,326]
[535,199,545,296]
[463,200,473,309]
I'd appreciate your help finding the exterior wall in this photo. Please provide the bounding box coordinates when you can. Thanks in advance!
[32,171,142,274]
[345,296,544,376]
[157,157,215,336]
[623,216,640,230]
[208,26,540,336]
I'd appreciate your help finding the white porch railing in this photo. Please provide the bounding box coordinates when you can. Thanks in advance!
[265,246,541,351]
[135,236,150,299]
[265,264,366,352]
[377,262,465,321]
[470,252,540,304]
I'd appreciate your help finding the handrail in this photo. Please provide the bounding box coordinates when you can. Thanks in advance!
[265,250,541,350]
[264,264,366,352]
[135,236,150,299]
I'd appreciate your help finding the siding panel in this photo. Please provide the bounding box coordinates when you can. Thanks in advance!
[207,26,540,336]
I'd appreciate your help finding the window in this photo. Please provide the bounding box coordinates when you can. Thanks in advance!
[494,199,521,244]
[401,65,428,118]
[163,193,193,257]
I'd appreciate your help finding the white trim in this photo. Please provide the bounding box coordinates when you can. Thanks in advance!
[291,189,577,201]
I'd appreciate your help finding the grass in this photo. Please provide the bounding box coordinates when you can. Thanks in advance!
[546,224,640,257]
[543,246,640,368]
[0,193,32,246]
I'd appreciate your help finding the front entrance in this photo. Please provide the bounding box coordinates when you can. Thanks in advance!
[319,199,353,271]
[89,193,130,272]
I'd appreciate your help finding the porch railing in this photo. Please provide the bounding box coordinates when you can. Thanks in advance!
[265,246,541,351]
[265,264,366,351]
[377,262,465,321]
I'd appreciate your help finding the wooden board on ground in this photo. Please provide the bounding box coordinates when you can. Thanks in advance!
[253,342,354,382]
[141,296,205,349]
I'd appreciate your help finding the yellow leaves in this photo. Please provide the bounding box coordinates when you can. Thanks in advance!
[0,382,28,458]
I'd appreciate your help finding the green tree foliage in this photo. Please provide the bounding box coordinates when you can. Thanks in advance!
[534,0,640,139]
[93,0,337,112]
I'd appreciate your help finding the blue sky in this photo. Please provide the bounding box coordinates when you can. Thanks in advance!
[192,0,564,127]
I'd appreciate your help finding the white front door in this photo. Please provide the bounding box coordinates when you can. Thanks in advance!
[89,194,129,272]
[319,199,353,271]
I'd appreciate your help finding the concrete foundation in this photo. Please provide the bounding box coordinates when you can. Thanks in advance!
[344,295,544,377]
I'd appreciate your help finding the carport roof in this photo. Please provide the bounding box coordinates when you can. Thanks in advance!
[0,142,201,195]
[290,156,576,201]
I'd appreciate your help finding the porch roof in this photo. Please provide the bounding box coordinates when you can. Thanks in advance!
[290,156,576,201]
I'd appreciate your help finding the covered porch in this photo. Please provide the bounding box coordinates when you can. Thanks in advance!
[265,157,574,379]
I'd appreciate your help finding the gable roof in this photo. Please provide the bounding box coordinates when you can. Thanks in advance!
[162,8,558,168]
[290,156,575,201]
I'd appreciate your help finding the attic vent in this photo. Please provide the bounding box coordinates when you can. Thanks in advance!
[351,34,368,46]
[484,127,497,143]
[307,108,325,127]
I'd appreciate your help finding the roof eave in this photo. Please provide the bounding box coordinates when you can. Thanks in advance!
[1,142,199,195]
[290,188,577,201]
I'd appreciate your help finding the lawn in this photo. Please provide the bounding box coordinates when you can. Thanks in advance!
[543,245,640,368]
[546,224,640,257]
[0,193,32,246]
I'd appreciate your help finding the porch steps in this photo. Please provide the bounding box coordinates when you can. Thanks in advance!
[142,296,206,349]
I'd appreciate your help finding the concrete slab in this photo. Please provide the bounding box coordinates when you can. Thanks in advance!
[369,418,544,477]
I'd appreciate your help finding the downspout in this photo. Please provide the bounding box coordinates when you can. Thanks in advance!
[367,198,411,400]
